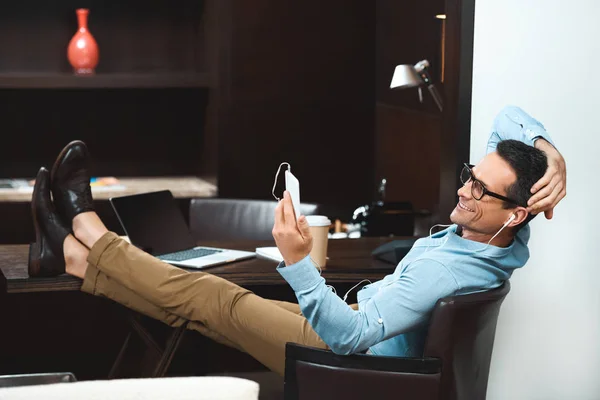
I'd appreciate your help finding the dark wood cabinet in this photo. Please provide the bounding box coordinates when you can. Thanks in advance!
[0,0,216,180]
[0,1,221,243]
[0,1,209,77]
[0,73,212,89]
[0,0,379,244]
[0,0,471,243]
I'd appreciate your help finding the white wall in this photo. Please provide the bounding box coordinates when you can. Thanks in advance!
[471,1,600,398]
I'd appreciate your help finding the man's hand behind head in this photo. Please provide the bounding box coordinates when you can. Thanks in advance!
[529,139,567,219]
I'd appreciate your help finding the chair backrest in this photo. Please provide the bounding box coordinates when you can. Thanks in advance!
[423,281,511,400]
[189,198,320,241]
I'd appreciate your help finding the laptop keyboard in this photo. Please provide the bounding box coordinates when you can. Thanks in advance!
[157,247,223,262]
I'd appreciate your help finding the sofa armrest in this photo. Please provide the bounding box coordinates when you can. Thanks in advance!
[0,372,76,388]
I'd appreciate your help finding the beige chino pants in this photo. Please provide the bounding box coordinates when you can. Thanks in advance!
[81,232,332,376]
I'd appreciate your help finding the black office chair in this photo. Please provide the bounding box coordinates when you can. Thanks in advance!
[0,373,76,388]
[189,198,320,241]
[284,281,511,400]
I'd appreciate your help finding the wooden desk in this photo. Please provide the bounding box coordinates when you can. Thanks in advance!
[0,237,397,294]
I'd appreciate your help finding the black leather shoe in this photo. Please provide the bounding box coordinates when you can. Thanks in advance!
[29,168,71,277]
[50,140,95,224]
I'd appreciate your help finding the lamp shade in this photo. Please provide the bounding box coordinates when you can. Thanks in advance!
[390,64,421,89]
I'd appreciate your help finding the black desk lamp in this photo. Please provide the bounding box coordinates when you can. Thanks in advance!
[390,59,444,112]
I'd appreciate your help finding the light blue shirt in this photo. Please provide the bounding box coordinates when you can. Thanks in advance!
[277,105,554,356]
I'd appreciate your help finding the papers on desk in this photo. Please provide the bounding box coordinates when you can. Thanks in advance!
[0,177,127,193]
[255,247,284,263]
[0,179,30,192]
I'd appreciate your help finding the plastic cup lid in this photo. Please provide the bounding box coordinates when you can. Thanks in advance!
[305,215,331,227]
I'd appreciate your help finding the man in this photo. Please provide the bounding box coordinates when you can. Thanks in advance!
[29,106,566,376]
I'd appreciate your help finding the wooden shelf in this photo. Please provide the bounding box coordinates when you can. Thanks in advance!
[0,73,212,89]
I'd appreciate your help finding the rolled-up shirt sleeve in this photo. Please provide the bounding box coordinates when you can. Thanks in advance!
[487,105,555,154]
[278,257,458,355]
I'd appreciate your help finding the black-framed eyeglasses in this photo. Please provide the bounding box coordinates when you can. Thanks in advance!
[460,163,523,207]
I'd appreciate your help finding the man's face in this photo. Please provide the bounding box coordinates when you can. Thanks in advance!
[450,152,517,234]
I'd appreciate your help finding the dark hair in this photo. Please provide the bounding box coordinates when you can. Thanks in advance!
[496,140,548,231]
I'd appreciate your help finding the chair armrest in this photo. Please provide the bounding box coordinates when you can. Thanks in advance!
[0,372,76,388]
[285,344,441,400]
[285,343,441,374]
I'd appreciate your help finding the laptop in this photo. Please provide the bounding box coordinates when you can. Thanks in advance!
[109,190,256,269]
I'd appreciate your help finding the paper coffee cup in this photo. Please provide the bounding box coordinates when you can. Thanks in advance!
[305,215,331,268]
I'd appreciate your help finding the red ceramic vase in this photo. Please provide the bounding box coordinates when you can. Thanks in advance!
[67,9,99,75]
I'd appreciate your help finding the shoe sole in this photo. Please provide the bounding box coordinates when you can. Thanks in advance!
[28,174,43,277]
[50,140,87,185]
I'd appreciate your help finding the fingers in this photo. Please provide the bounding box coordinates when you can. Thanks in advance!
[530,171,552,194]
[528,175,559,206]
[528,193,553,215]
[528,180,554,206]
[528,153,567,216]
[527,145,567,217]
[272,197,285,237]
[297,215,312,241]
[528,182,565,214]
[542,181,565,210]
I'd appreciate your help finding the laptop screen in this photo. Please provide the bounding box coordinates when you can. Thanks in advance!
[110,190,197,256]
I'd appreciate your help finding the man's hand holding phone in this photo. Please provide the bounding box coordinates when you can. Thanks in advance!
[272,191,313,266]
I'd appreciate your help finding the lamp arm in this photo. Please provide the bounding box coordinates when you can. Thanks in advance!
[415,61,444,112]
[427,84,444,112]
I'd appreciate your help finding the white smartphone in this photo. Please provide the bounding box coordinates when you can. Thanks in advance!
[285,169,301,220]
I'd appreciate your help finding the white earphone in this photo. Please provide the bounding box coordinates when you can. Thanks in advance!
[502,213,516,229]
[472,213,516,253]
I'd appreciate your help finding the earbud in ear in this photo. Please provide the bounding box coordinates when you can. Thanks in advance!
[481,213,517,252]
[503,213,516,228]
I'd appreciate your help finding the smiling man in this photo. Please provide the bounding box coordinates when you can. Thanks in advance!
[272,105,566,358]
[452,142,545,247]
[29,106,566,377]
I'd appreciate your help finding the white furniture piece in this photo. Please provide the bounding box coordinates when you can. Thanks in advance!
[0,376,259,400]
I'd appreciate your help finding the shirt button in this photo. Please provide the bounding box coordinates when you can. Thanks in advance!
[378,318,383,324]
